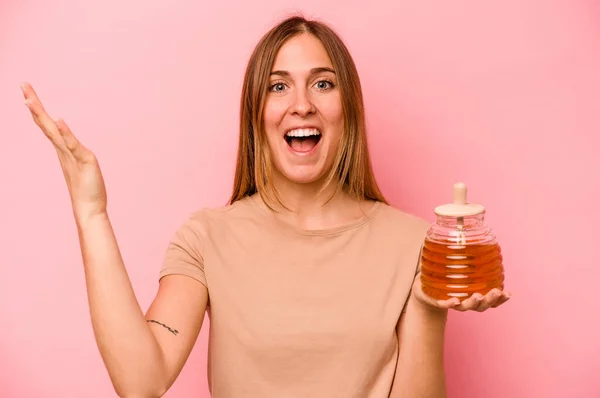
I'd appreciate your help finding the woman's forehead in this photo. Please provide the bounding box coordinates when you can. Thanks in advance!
[271,34,334,73]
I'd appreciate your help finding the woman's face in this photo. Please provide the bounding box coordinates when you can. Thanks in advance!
[263,33,344,186]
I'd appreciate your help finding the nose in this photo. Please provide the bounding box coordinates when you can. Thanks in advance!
[290,87,315,116]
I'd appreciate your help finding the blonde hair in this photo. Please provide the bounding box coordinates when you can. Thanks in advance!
[229,15,387,208]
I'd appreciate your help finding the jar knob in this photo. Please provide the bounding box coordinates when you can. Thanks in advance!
[434,182,485,217]
[453,182,467,205]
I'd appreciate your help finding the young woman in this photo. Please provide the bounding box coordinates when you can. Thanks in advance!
[22,15,510,398]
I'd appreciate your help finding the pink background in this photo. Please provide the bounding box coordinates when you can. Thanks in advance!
[1,1,598,397]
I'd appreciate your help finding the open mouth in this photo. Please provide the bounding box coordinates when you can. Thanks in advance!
[284,128,322,153]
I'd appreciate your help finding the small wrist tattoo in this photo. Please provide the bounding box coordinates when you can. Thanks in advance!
[147,320,179,336]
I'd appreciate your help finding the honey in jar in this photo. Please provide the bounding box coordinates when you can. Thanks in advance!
[420,182,505,301]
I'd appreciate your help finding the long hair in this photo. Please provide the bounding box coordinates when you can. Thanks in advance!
[228,15,387,207]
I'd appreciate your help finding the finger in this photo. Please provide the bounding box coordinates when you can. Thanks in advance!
[473,289,503,312]
[435,297,461,309]
[454,293,484,312]
[22,82,52,122]
[55,119,93,163]
[55,118,77,151]
[491,292,511,308]
[21,83,66,149]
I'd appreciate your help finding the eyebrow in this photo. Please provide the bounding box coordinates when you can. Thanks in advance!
[270,67,336,77]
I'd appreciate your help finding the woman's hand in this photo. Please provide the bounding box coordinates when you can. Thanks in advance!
[410,276,511,312]
[22,83,108,223]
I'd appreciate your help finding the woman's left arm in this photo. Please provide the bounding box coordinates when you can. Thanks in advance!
[390,294,448,398]
[390,275,511,398]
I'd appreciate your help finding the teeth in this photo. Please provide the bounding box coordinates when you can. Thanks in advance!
[286,128,321,138]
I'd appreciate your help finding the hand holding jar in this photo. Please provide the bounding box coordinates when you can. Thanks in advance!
[413,183,511,312]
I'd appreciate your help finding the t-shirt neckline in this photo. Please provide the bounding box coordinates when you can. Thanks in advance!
[242,194,382,236]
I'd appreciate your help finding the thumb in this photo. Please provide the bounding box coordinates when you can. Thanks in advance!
[55,119,93,163]
[413,286,460,309]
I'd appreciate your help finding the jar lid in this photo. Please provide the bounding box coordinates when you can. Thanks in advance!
[434,182,485,217]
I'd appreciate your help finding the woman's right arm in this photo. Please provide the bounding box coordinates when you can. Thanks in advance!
[22,83,206,398]
[78,213,208,398]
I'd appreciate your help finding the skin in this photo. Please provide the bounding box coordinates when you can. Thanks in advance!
[264,32,343,187]
[21,31,510,398]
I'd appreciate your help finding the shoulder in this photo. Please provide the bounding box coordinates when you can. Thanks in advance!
[173,196,258,237]
[371,202,431,238]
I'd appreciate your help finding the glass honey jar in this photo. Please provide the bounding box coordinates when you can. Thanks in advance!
[420,182,505,301]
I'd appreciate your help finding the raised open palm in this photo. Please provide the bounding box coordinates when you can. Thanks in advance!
[22,83,108,222]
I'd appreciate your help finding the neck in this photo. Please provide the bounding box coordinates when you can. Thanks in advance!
[254,173,374,231]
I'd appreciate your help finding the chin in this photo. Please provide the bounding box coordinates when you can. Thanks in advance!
[278,165,329,186]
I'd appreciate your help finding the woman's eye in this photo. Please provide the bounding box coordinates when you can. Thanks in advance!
[270,83,286,92]
[315,80,334,90]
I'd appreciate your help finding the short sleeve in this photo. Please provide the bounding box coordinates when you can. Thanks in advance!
[401,244,424,313]
[159,214,207,288]
[413,244,424,277]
